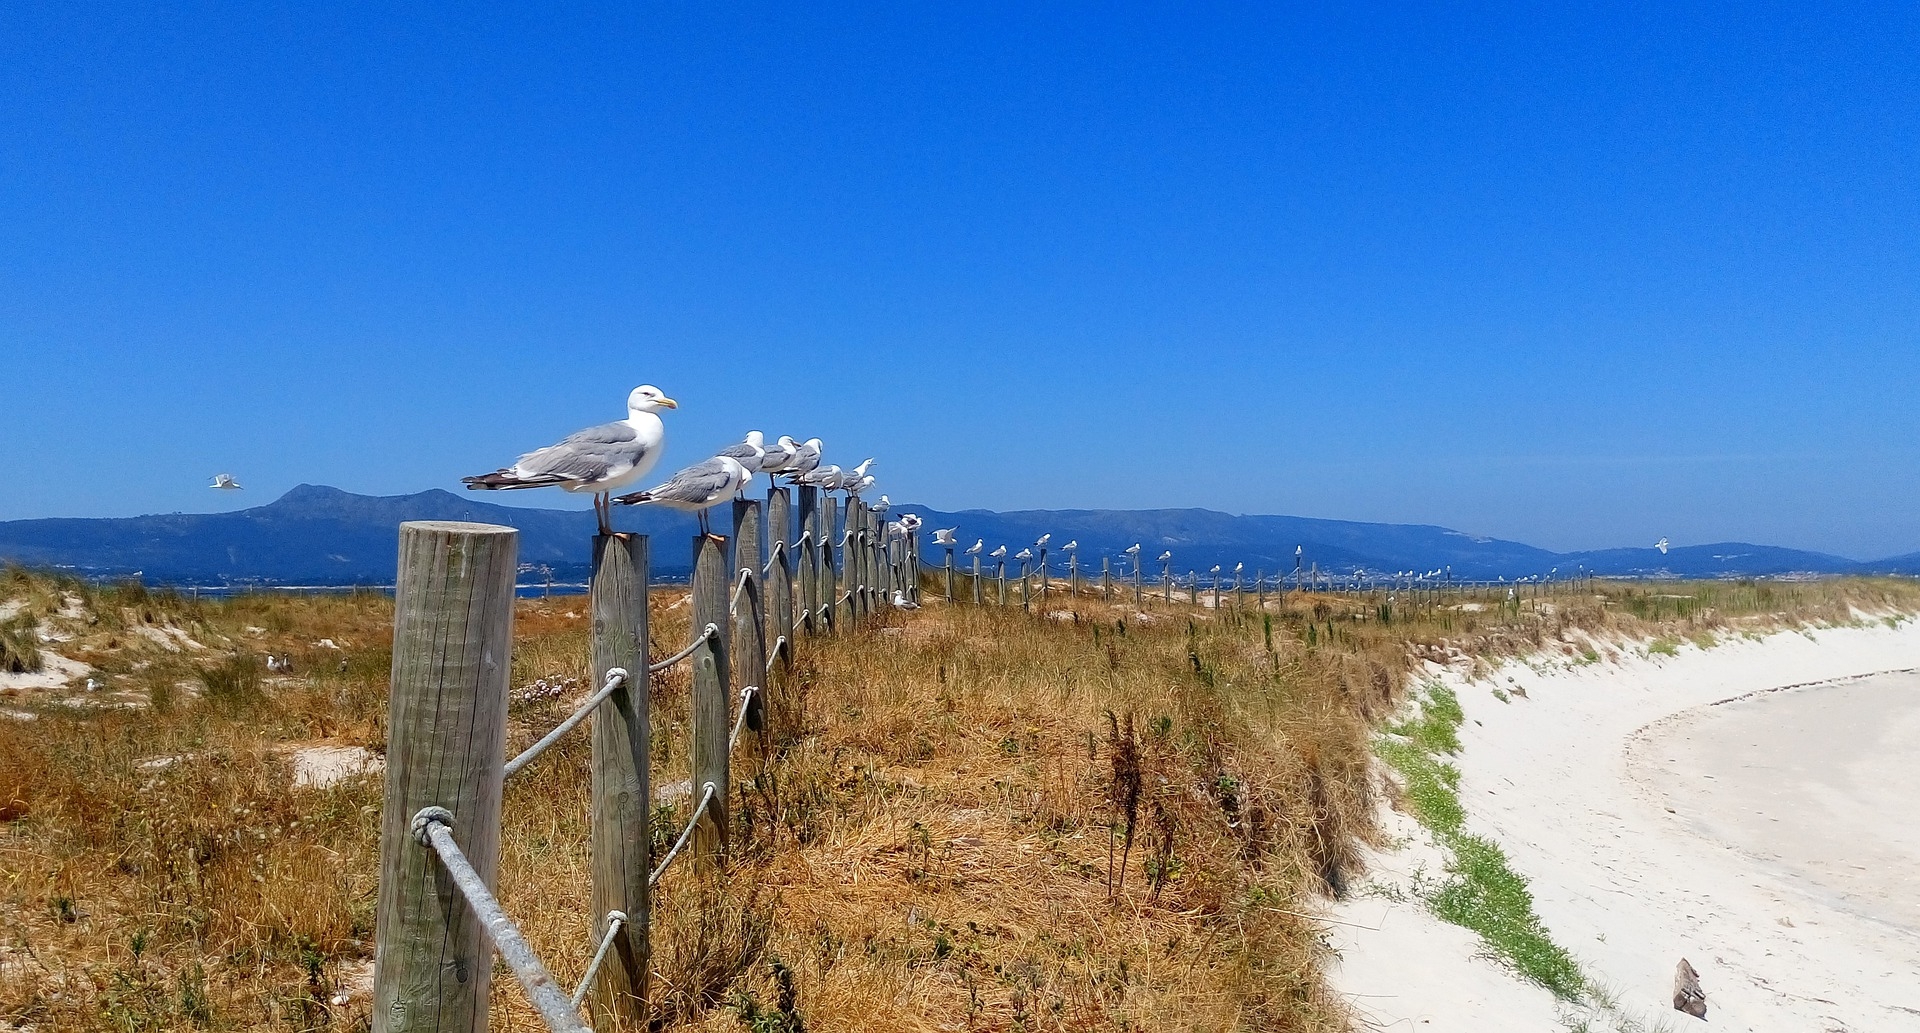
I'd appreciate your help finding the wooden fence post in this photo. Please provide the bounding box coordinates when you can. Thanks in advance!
[821,494,839,634]
[1021,559,1031,611]
[944,548,954,602]
[797,487,819,637]
[374,521,518,1033]
[732,502,768,754]
[689,535,731,872]
[587,533,650,1024]
[767,488,794,677]
[997,562,1008,606]
[972,555,983,605]
[1101,558,1111,601]
[1039,548,1048,601]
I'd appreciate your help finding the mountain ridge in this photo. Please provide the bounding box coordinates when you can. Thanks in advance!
[0,485,1910,585]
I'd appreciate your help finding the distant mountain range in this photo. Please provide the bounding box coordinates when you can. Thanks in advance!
[0,484,1912,586]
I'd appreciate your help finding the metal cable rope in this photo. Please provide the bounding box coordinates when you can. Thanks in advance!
[650,623,719,673]
[649,781,717,887]
[410,808,588,1032]
[569,910,627,1011]
[728,685,759,752]
[503,668,628,779]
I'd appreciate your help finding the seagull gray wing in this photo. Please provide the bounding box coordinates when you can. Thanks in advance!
[643,457,737,505]
[514,420,644,482]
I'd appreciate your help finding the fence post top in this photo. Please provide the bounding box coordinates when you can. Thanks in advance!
[410,805,455,844]
[399,520,519,536]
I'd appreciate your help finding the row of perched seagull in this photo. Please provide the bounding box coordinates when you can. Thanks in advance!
[461,385,887,536]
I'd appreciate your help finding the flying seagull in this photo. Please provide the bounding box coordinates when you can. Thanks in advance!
[933,528,957,546]
[209,473,243,490]
[613,455,751,537]
[464,384,677,535]
[1655,537,1670,555]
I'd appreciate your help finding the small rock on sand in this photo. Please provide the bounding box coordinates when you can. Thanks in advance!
[291,745,384,788]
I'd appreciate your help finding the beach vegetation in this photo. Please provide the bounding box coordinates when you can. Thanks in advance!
[1380,683,1585,999]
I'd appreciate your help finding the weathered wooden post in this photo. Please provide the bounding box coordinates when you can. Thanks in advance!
[1256,569,1266,610]
[1038,547,1049,601]
[821,494,840,633]
[972,554,983,605]
[767,488,794,674]
[997,560,1008,606]
[375,521,518,1033]
[845,499,865,621]
[1101,557,1111,601]
[797,486,819,637]
[732,502,767,753]
[944,546,954,602]
[1020,557,1031,611]
[689,535,730,871]
[587,533,651,1023]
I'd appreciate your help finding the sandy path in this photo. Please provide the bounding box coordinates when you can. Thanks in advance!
[1329,619,1920,1032]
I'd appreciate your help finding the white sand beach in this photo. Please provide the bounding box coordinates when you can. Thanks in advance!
[1329,619,1920,1032]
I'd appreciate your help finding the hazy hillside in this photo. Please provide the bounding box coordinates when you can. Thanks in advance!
[0,485,1900,585]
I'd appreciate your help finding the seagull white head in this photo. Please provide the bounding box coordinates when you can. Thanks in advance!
[850,458,875,477]
[742,430,764,447]
[627,384,679,413]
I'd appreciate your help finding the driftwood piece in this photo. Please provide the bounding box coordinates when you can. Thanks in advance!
[1673,957,1707,1019]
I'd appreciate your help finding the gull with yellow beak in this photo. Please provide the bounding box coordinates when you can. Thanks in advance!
[464,384,678,535]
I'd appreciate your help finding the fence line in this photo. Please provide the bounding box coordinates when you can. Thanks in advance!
[374,506,1594,1030]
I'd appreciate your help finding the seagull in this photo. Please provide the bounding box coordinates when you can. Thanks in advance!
[715,432,769,498]
[966,539,984,556]
[781,438,824,484]
[1655,537,1670,555]
[1015,548,1033,563]
[613,455,751,537]
[762,435,801,489]
[933,528,958,546]
[463,384,677,535]
[841,458,875,494]
[209,473,243,490]
[990,545,1007,559]
[849,474,876,497]
[871,495,892,516]
[891,589,920,610]
[900,513,922,533]
[1063,540,1078,552]
[1036,533,1051,548]
[798,464,842,490]
[1158,550,1172,563]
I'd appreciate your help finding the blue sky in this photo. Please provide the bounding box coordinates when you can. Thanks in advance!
[3,5,1916,558]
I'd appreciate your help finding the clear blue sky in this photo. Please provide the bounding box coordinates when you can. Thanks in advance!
[3,5,1916,558]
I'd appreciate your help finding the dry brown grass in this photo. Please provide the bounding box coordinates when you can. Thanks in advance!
[3,566,1918,1032]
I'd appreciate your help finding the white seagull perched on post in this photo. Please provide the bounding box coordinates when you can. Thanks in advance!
[1036,533,1051,549]
[990,545,1007,560]
[798,463,842,490]
[933,527,957,546]
[613,455,750,537]
[760,434,800,488]
[966,539,984,556]
[871,495,892,516]
[210,473,243,490]
[781,438,824,484]
[715,431,770,498]
[463,384,677,535]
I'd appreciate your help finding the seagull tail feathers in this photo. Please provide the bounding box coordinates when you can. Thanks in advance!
[610,490,652,506]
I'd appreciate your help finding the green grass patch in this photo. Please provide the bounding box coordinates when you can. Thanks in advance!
[1379,684,1588,1001]
[1646,636,1680,657]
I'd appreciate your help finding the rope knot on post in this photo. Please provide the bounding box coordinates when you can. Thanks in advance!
[410,806,455,846]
